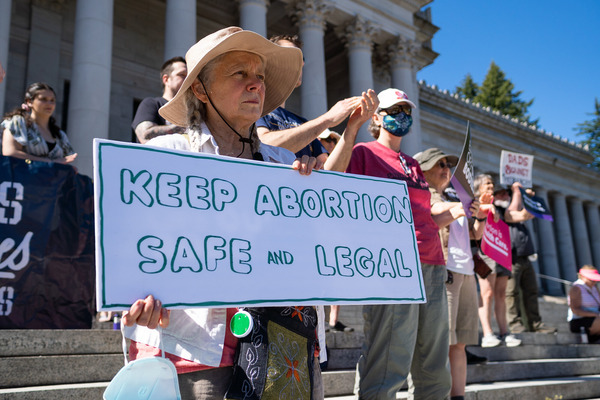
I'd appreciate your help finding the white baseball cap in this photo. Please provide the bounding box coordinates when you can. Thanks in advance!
[377,88,417,110]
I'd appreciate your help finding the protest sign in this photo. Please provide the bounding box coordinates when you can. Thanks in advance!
[94,139,426,310]
[519,187,553,221]
[500,150,534,187]
[450,122,474,217]
[480,212,512,270]
[0,156,95,328]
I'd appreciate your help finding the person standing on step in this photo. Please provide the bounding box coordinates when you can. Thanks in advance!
[496,182,556,334]
[473,174,522,348]
[351,89,451,400]
[132,56,188,143]
[414,147,487,400]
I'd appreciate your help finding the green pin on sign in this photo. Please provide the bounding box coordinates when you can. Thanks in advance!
[230,310,253,338]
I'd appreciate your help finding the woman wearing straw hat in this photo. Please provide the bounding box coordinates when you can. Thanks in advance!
[568,265,600,343]
[121,27,377,399]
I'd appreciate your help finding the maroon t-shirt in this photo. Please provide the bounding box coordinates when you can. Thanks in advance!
[346,140,444,265]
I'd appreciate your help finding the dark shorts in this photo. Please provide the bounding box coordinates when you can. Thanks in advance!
[570,317,595,333]
[479,251,512,278]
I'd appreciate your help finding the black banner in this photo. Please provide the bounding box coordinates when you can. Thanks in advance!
[0,156,95,329]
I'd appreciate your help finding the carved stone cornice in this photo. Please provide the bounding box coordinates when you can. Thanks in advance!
[336,16,378,51]
[32,0,66,13]
[288,0,331,30]
[387,35,420,68]
[235,0,270,8]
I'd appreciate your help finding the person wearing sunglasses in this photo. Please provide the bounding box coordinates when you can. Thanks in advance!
[349,89,452,400]
[414,148,488,400]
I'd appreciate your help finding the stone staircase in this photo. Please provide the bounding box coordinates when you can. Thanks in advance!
[2,297,600,399]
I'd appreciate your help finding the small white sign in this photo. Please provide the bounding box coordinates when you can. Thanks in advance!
[500,150,534,187]
[93,139,426,310]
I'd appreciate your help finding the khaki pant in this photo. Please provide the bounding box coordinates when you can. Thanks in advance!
[354,264,451,400]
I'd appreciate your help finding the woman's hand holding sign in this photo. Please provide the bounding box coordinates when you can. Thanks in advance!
[122,295,171,329]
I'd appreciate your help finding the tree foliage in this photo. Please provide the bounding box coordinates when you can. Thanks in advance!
[575,98,600,170]
[455,73,478,100]
[454,61,538,126]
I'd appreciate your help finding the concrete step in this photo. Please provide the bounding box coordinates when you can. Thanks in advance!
[468,343,600,362]
[0,329,122,356]
[0,354,123,388]
[328,374,600,400]
[321,356,600,397]
[0,382,108,400]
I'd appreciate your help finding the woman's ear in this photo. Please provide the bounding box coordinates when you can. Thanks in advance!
[191,80,208,103]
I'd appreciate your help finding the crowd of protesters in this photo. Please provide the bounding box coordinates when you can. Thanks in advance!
[1,26,588,400]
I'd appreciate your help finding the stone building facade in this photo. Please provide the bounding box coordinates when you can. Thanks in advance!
[1,0,598,294]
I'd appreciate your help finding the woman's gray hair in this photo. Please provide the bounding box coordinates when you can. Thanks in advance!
[473,173,493,196]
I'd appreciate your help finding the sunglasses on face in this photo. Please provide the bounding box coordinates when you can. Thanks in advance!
[436,160,451,169]
[381,104,412,116]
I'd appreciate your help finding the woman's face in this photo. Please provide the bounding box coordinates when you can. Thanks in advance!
[479,178,494,196]
[197,51,266,132]
[424,157,451,190]
[28,89,56,118]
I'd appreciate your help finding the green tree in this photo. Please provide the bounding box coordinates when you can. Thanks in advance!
[575,98,600,170]
[474,61,538,126]
[455,73,479,100]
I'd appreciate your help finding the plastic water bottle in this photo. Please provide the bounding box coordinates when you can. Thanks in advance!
[580,326,589,344]
[113,313,121,330]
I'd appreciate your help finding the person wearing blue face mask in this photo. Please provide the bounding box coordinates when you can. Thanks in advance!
[347,88,452,400]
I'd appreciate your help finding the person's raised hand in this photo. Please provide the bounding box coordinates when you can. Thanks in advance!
[347,89,379,129]
[324,97,362,127]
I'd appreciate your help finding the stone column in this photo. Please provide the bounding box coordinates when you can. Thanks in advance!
[533,188,563,295]
[238,0,268,38]
[550,192,578,282]
[290,0,329,120]
[339,16,377,143]
[67,0,114,177]
[164,0,196,60]
[569,197,593,266]
[389,36,421,156]
[585,202,600,267]
[27,1,65,97]
[0,0,12,115]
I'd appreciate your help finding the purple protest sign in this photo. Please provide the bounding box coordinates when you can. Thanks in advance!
[519,187,553,221]
[481,213,512,270]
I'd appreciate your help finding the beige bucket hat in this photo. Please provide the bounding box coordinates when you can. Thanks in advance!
[159,26,303,127]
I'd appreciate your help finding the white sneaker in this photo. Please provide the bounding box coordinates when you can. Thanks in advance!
[503,334,522,347]
[481,334,502,348]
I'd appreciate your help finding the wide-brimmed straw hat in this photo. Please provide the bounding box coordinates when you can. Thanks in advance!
[159,26,303,127]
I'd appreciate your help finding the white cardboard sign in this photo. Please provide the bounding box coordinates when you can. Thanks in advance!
[93,139,425,310]
[500,150,534,187]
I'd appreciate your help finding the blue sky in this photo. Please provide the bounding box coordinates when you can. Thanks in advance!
[417,0,600,143]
